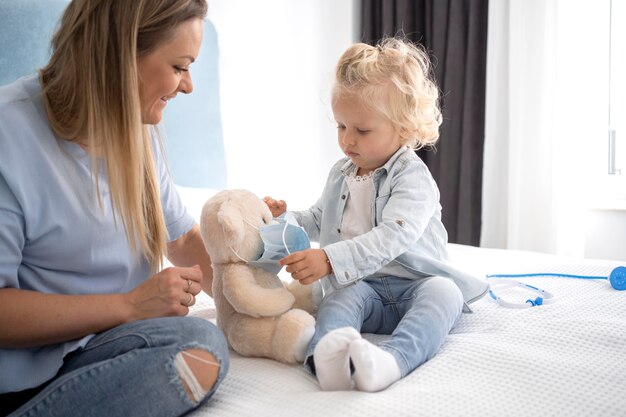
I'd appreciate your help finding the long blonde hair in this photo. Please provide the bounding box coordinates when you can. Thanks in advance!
[39,0,208,271]
[333,38,442,149]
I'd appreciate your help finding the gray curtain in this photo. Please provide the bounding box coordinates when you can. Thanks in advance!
[362,0,489,246]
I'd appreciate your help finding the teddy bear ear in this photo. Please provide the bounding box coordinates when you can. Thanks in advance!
[217,202,245,249]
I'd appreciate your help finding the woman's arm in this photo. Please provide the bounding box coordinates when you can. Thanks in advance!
[0,265,203,349]
[167,223,214,297]
[0,289,129,348]
[0,185,206,349]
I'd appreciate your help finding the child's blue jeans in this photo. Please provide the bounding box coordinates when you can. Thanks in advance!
[306,276,464,377]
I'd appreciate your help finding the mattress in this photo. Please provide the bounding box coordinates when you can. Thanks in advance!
[186,243,626,417]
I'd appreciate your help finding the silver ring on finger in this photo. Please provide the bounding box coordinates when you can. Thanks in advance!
[186,279,192,292]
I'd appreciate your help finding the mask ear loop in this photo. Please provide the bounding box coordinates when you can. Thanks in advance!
[282,220,291,255]
[243,219,259,230]
[228,246,249,263]
[227,219,260,263]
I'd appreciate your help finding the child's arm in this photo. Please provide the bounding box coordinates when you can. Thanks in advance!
[262,196,287,218]
[279,248,332,285]
[264,192,328,242]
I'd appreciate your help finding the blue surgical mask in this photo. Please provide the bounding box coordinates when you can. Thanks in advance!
[230,212,311,275]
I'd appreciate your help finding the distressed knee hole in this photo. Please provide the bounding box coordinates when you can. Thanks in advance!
[174,349,220,403]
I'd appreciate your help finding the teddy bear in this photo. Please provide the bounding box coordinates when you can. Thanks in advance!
[199,189,316,364]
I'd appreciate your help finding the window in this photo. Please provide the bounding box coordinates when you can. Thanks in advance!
[609,0,625,178]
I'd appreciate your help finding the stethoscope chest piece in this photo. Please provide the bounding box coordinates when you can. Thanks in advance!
[609,266,626,291]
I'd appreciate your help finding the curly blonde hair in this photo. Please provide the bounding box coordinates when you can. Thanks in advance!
[333,38,442,149]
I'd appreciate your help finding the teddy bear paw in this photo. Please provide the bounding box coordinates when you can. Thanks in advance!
[271,309,315,364]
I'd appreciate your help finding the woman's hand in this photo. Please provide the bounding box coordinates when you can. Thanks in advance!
[263,196,287,218]
[0,264,203,348]
[124,265,203,320]
[166,224,214,297]
[280,249,332,285]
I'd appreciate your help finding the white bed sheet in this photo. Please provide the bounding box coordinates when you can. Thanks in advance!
[177,187,625,417]
[187,244,625,417]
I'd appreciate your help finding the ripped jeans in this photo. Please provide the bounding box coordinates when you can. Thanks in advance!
[8,317,229,417]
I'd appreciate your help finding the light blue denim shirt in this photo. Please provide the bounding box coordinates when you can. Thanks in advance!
[292,146,488,307]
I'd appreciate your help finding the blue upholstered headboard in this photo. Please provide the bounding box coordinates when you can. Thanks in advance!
[161,19,226,189]
[0,0,226,189]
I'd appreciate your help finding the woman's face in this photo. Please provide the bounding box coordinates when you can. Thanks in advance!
[136,18,203,125]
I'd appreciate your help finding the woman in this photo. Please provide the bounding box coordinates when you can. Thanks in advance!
[0,1,229,416]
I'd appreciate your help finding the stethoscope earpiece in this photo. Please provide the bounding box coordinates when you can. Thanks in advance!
[488,280,555,309]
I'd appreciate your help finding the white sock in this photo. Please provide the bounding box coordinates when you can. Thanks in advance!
[313,327,361,391]
[349,338,402,392]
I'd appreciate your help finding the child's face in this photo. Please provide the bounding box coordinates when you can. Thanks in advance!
[332,93,403,176]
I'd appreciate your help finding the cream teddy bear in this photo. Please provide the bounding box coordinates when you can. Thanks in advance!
[200,189,316,364]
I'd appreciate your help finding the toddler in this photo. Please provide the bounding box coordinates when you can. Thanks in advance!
[264,38,488,392]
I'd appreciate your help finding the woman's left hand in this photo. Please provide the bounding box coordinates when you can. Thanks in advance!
[280,249,332,285]
[166,224,214,297]
[124,265,203,320]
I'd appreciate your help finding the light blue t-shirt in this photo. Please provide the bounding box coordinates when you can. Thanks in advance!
[0,76,195,393]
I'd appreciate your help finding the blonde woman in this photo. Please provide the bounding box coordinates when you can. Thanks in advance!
[0,1,228,415]
[264,38,488,392]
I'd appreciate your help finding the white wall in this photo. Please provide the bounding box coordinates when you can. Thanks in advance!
[585,207,626,261]
[207,1,357,211]
[207,1,626,262]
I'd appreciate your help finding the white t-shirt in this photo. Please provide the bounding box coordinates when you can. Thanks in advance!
[341,171,375,240]
[0,76,195,393]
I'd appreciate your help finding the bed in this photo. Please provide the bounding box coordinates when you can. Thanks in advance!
[177,186,626,417]
[12,4,624,417]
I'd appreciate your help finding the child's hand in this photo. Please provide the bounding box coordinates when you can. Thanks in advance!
[262,196,287,218]
[280,249,332,285]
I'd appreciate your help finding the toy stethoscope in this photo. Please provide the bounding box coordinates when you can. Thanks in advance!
[487,280,556,309]
[486,266,626,309]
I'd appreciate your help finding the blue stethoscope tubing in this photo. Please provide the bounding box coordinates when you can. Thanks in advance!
[487,266,626,291]
[486,266,625,309]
